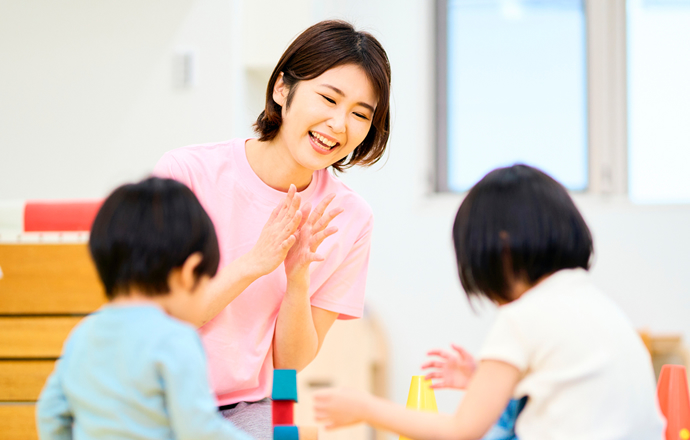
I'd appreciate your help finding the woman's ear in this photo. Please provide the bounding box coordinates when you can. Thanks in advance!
[272,72,288,107]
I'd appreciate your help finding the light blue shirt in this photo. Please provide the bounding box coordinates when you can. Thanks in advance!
[36,304,253,440]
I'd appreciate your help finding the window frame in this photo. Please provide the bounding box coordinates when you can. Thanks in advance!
[435,0,629,195]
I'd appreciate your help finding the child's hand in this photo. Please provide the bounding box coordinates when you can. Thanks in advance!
[284,193,342,281]
[421,343,476,390]
[313,387,368,430]
[246,185,302,276]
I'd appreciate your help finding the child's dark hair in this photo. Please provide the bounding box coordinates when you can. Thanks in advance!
[254,19,391,172]
[453,164,593,304]
[89,177,220,299]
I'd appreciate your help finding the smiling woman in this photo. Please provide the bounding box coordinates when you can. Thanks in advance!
[152,20,391,440]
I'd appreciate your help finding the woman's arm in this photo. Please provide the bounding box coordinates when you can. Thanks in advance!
[273,194,343,371]
[197,185,303,327]
[314,360,520,440]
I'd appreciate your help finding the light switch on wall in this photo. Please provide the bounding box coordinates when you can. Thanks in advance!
[172,49,196,89]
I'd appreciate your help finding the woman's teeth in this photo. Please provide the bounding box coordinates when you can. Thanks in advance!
[310,131,337,149]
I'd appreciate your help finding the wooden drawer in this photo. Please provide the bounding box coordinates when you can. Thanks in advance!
[0,405,38,440]
[0,360,55,401]
[0,244,105,314]
[0,317,82,358]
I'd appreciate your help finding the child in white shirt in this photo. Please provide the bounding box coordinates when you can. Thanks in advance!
[313,164,665,440]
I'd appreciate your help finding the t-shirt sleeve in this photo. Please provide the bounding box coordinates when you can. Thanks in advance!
[157,328,253,440]
[478,307,530,372]
[152,151,194,189]
[309,212,373,320]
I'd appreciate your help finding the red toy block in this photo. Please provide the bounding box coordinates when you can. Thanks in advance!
[657,364,690,440]
[272,399,294,425]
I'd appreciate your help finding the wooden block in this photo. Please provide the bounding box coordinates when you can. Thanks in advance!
[0,317,82,358]
[274,425,299,440]
[0,405,38,440]
[272,399,294,425]
[273,369,298,401]
[0,244,105,314]
[0,360,55,401]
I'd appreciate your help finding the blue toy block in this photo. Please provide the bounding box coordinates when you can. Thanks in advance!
[273,425,299,440]
[272,369,298,401]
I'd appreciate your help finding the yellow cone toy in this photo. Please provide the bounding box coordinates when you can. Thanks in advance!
[400,376,438,440]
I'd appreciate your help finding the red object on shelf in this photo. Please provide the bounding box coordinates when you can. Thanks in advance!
[24,201,103,232]
[657,364,690,440]
[272,399,294,426]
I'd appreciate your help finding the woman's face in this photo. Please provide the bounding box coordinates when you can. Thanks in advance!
[274,64,377,172]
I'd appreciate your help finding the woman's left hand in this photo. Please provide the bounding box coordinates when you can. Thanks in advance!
[284,193,342,281]
[313,387,368,430]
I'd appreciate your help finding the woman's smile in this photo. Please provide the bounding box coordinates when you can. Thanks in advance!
[309,130,340,155]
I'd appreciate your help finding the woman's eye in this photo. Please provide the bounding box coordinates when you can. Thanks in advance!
[354,112,370,121]
[320,94,336,104]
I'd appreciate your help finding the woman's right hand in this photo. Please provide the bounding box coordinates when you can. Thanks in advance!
[421,343,477,390]
[246,184,303,276]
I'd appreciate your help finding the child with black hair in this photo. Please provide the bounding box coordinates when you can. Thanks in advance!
[36,177,269,439]
[314,165,665,440]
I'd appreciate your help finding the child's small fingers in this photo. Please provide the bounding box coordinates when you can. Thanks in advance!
[451,343,467,354]
[422,361,444,369]
[420,360,439,369]
[451,344,473,362]
[426,349,452,360]
[424,371,442,380]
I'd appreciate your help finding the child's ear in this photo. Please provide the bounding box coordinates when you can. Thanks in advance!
[272,72,288,108]
[178,252,203,292]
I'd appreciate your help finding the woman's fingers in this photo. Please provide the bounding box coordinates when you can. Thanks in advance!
[281,235,297,251]
[310,226,338,251]
[313,207,343,234]
[298,202,312,229]
[275,185,296,220]
[309,193,336,225]
[284,208,303,237]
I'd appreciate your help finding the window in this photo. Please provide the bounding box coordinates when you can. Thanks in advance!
[439,0,587,192]
[437,0,690,203]
[627,0,690,203]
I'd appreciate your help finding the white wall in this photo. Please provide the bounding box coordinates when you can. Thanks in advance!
[3,0,690,429]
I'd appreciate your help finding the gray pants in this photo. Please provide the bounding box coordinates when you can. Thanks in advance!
[219,398,272,440]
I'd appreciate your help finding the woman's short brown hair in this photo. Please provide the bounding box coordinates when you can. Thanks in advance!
[254,20,391,172]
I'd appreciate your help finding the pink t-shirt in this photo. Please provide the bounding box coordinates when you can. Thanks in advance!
[153,138,373,405]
